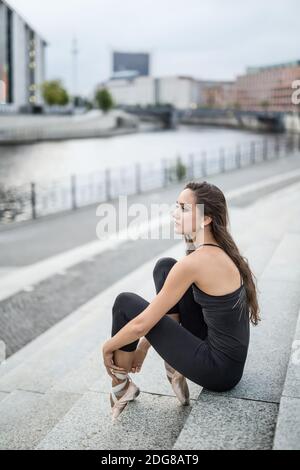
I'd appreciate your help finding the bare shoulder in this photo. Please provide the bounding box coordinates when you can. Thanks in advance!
[174,253,199,275]
[170,254,199,280]
[189,245,241,293]
[176,249,210,278]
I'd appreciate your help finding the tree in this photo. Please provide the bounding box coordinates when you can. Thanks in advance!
[41,80,69,106]
[95,88,114,112]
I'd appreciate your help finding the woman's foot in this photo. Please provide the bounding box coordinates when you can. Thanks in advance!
[110,372,140,421]
[164,361,190,406]
[110,374,130,408]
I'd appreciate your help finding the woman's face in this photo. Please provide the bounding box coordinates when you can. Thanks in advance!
[172,188,202,235]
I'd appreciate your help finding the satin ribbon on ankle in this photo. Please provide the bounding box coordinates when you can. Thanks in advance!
[110,372,129,405]
[111,371,128,380]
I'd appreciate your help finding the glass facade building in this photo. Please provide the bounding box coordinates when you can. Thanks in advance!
[0,0,47,111]
[0,0,13,103]
[112,52,150,78]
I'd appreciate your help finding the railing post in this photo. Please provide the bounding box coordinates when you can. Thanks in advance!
[263,139,268,160]
[219,147,225,173]
[292,134,296,154]
[30,182,37,220]
[250,141,256,164]
[71,174,77,210]
[275,136,280,158]
[189,153,194,179]
[285,135,290,155]
[105,168,111,201]
[286,134,289,153]
[235,144,241,169]
[135,163,141,194]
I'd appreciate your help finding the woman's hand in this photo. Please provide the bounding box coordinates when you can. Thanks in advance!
[130,347,148,373]
[102,341,128,380]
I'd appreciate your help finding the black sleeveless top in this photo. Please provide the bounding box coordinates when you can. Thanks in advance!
[192,243,250,364]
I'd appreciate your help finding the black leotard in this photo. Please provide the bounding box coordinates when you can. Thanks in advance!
[192,243,249,365]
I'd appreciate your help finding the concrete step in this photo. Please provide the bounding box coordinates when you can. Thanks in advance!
[173,198,300,450]
[174,393,278,450]
[36,391,194,450]
[273,305,300,450]
[0,389,81,450]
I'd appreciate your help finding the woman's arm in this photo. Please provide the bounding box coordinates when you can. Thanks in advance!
[103,256,197,353]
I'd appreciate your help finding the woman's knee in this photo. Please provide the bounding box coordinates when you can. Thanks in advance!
[112,291,148,335]
[112,292,134,316]
[153,257,177,279]
[111,292,135,334]
[112,291,147,317]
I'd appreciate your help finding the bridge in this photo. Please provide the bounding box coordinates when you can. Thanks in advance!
[117,104,179,129]
[118,105,287,132]
[181,107,286,132]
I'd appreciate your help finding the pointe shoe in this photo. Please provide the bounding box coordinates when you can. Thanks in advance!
[110,371,140,422]
[164,361,190,406]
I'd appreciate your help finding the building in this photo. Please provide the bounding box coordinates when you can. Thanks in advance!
[99,75,214,109]
[200,81,235,108]
[111,51,150,79]
[156,76,201,109]
[0,0,47,112]
[99,74,236,110]
[233,60,300,113]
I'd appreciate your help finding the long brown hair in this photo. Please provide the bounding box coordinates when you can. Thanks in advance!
[183,180,261,326]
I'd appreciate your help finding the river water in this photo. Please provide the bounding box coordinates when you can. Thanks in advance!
[0,124,275,188]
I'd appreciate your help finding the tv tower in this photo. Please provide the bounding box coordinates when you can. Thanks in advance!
[71,36,79,105]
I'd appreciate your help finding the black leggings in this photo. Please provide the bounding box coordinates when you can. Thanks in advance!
[111,257,243,391]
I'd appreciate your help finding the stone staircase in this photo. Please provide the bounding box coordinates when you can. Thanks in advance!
[0,181,300,450]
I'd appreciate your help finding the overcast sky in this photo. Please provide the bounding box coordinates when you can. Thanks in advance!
[8,0,300,97]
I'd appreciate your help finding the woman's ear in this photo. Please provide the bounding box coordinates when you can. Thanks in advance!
[204,215,213,226]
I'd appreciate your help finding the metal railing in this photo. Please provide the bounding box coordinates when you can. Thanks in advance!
[0,134,299,225]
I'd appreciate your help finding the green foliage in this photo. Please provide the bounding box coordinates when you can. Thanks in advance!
[176,156,187,181]
[95,88,114,112]
[41,80,69,106]
[167,156,187,183]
